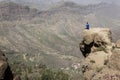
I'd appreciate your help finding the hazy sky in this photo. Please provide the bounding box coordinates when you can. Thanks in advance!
[38,0,103,4]
[40,0,120,5]
[1,0,120,5]
[65,0,103,4]
[63,0,120,5]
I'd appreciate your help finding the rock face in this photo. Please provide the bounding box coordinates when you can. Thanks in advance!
[116,39,120,48]
[80,28,120,80]
[80,28,112,57]
[0,50,13,80]
[91,48,120,80]
[108,49,120,70]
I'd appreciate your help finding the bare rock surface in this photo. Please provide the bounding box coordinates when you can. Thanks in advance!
[80,28,112,57]
[116,39,120,48]
[0,50,13,80]
[80,28,120,80]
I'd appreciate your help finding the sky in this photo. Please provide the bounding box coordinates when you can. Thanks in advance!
[39,0,120,5]
[1,0,120,5]
[65,0,103,4]
[34,0,103,4]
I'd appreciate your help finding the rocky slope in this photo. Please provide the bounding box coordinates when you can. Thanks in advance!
[0,50,13,80]
[0,1,120,79]
[0,1,38,21]
[80,28,120,80]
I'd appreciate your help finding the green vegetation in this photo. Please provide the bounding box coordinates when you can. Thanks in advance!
[41,69,69,80]
[10,59,70,80]
[24,73,29,80]
[90,60,95,64]
[96,67,103,72]
[4,50,84,80]
[94,46,106,52]
[104,59,109,65]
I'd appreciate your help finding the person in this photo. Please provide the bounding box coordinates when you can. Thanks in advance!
[86,22,90,29]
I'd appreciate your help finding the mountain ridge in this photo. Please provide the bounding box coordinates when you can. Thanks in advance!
[0,1,39,21]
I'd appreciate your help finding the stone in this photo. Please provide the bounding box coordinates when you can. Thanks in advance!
[80,28,112,57]
[0,50,13,80]
[116,39,120,48]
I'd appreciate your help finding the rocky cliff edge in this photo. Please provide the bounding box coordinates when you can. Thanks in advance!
[80,28,120,80]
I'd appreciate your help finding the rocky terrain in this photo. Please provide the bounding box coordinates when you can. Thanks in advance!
[0,1,119,80]
[80,28,120,80]
[0,1,39,21]
[0,50,13,80]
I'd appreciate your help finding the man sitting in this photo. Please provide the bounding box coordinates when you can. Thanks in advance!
[86,22,90,29]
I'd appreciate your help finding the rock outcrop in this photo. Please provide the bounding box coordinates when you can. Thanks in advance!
[80,28,112,57]
[80,28,120,80]
[108,49,120,70]
[0,50,13,80]
[91,48,120,80]
[116,39,120,48]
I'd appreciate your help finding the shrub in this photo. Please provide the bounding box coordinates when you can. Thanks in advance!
[90,60,95,64]
[104,59,109,65]
[96,67,103,72]
[41,69,55,80]
[41,69,69,80]
[97,46,105,51]
[24,73,29,80]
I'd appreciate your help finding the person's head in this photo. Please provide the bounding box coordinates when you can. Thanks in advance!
[87,22,88,24]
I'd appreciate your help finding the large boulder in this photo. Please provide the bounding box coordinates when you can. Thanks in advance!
[82,51,109,80]
[0,50,13,80]
[80,28,117,80]
[116,39,120,48]
[108,49,120,70]
[89,49,120,80]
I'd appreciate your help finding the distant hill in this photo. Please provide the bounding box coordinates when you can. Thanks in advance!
[50,1,120,19]
[0,0,60,10]
[0,1,38,21]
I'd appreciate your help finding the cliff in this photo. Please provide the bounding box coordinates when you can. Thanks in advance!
[80,28,120,80]
[0,50,13,80]
[80,28,113,57]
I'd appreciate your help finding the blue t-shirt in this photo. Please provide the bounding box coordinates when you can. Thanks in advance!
[86,23,90,29]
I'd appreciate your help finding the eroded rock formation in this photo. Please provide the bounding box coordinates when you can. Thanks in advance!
[0,50,13,80]
[116,39,120,48]
[80,28,120,80]
[80,28,112,57]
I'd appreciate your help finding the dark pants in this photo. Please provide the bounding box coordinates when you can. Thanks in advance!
[86,25,89,29]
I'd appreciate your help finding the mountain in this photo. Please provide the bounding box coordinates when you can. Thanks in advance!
[0,0,61,10]
[0,1,120,80]
[0,1,39,21]
[0,1,83,69]
[0,0,120,66]
[95,3,120,19]
[1,0,120,10]
[0,0,119,63]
